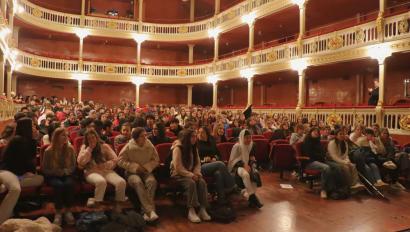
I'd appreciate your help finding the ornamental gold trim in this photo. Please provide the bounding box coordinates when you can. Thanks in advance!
[105,65,115,73]
[33,8,42,18]
[227,11,236,20]
[355,29,365,43]
[399,115,410,131]
[398,19,409,34]
[267,51,277,61]
[328,36,344,50]
[227,62,235,70]
[177,69,187,76]
[107,21,117,29]
[178,26,188,33]
[30,58,40,67]
[354,114,364,125]
[326,113,342,126]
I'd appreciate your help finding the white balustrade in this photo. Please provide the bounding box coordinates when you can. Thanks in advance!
[384,13,410,41]
[18,51,79,72]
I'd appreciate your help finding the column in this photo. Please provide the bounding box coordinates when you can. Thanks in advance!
[77,79,82,103]
[79,37,84,71]
[355,74,363,105]
[260,84,265,106]
[6,66,12,99]
[247,77,253,106]
[377,62,385,107]
[135,83,141,108]
[213,36,219,61]
[215,0,220,15]
[297,70,306,108]
[137,42,142,65]
[212,82,218,109]
[12,27,19,47]
[379,0,386,16]
[230,87,234,105]
[188,44,195,64]
[187,85,193,107]
[190,0,195,22]
[298,3,306,39]
[248,21,255,52]
[80,0,86,26]
[138,0,144,23]
[1,0,6,16]
[0,55,4,95]
[377,0,386,42]
[11,73,16,94]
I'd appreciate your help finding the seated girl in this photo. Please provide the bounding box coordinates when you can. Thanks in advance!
[228,129,263,208]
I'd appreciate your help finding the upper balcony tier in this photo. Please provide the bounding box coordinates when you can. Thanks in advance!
[13,0,294,41]
[7,10,410,84]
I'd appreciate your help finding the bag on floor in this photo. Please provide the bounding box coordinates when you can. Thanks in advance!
[76,211,108,232]
[208,205,236,223]
[100,210,145,232]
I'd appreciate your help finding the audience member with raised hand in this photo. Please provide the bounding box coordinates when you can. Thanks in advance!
[228,129,263,208]
[77,129,127,211]
[197,126,235,205]
[170,129,211,223]
[327,128,365,192]
[149,122,171,146]
[2,117,44,188]
[41,128,77,226]
[118,127,160,222]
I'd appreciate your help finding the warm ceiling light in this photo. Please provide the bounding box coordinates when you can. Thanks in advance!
[132,76,145,85]
[14,4,25,14]
[132,34,148,44]
[290,58,308,74]
[240,69,255,79]
[208,75,218,84]
[241,12,256,25]
[292,0,306,7]
[74,28,90,39]
[367,43,392,64]
[13,63,22,71]
[10,49,19,60]
[208,28,221,38]
[0,27,11,38]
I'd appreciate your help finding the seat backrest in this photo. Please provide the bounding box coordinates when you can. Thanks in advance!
[263,131,273,140]
[271,139,289,145]
[69,130,79,143]
[253,139,270,162]
[216,142,235,163]
[116,143,127,154]
[67,126,79,133]
[272,144,296,169]
[226,128,233,138]
[74,136,84,154]
[294,142,303,157]
[165,131,175,138]
[320,140,329,152]
[111,131,120,137]
[155,143,173,164]
[252,135,265,140]
[39,144,50,168]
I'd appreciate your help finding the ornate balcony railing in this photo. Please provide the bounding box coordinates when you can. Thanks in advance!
[17,0,292,41]
[14,10,410,83]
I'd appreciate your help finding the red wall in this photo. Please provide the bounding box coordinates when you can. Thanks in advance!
[17,76,188,106]
[29,0,82,14]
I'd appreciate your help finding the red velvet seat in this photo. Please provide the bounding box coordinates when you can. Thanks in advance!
[226,128,233,139]
[66,126,79,134]
[216,142,235,164]
[271,144,297,179]
[69,130,80,144]
[253,139,270,166]
[111,131,120,137]
[252,135,265,140]
[263,131,273,140]
[154,143,173,185]
[116,143,127,154]
[165,131,175,137]
[73,136,84,154]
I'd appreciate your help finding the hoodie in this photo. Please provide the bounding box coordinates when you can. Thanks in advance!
[117,139,160,174]
[170,140,201,178]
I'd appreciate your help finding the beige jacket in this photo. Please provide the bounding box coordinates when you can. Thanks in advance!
[117,139,160,174]
[77,143,117,176]
[170,140,201,178]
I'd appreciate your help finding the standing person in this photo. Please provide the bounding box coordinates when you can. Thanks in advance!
[77,129,126,211]
[368,78,379,106]
[118,128,160,222]
[41,128,77,226]
[170,129,211,223]
[228,129,263,208]
[2,117,44,188]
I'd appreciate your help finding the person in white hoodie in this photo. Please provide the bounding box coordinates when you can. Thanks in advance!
[117,127,160,222]
[327,128,365,192]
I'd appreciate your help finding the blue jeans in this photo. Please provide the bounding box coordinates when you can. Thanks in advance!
[201,161,235,202]
[364,163,381,184]
[47,176,75,210]
[306,161,331,190]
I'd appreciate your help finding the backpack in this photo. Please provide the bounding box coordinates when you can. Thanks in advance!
[208,205,236,223]
[76,211,108,232]
[100,210,145,232]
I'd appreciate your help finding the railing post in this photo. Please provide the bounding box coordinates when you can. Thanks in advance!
[188,44,195,64]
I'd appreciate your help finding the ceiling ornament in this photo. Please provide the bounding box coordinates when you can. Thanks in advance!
[398,19,409,34]
[32,8,42,18]
[178,26,188,33]
[105,65,116,73]
[326,113,342,127]
[30,58,40,67]
[399,115,410,131]
[177,69,187,76]
[267,51,277,62]
[107,21,118,29]
[355,29,365,43]
[328,35,344,50]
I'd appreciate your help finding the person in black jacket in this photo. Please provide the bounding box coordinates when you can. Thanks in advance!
[301,127,333,199]
[368,78,379,106]
[197,126,235,204]
[149,122,171,146]
[1,117,44,188]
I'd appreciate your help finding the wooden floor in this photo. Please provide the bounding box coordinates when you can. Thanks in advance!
[23,172,410,232]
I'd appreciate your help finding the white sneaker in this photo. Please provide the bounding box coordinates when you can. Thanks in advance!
[188,208,201,223]
[149,211,159,221]
[392,182,406,190]
[198,207,211,221]
[64,211,75,226]
[383,161,397,170]
[320,190,327,199]
[241,189,249,199]
[350,183,366,191]
[86,198,96,208]
[143,213,150,221]
[375,180,389,188]
[53,213,62,226]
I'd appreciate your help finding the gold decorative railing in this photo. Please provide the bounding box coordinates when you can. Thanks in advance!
[17,0,292,41]
[0,99,20,121]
